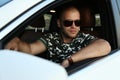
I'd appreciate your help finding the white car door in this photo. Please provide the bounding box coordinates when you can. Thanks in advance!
[0,50,68,80]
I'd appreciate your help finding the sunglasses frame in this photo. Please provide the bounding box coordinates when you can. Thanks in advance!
[63,20,81,27]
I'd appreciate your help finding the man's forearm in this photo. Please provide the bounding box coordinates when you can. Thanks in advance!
[18,41,32,54]
[71,39,111,63]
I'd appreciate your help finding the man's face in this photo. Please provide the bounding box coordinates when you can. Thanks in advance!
[59,8,80,39]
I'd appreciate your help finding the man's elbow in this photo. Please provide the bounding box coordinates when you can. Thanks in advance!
[99,39,111,55]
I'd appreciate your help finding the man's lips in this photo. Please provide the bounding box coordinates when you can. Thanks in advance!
[69,29,77,33]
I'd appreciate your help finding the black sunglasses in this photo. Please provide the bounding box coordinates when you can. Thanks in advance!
[63,20,81,27]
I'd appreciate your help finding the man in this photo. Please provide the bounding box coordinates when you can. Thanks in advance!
[5,6,111,68]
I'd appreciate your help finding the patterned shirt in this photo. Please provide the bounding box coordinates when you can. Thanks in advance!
[39,32,96,63]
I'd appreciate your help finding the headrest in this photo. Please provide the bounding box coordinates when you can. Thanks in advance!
[29,15,45,28]
[80,6,95,27]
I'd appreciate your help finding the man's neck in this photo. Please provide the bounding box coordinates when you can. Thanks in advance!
[63,38,73,43]
[60,32,74,43]
[61,35,73,43]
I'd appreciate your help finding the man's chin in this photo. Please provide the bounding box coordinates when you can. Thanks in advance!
[69,34,77,38]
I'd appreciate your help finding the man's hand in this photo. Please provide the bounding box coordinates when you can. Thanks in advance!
[5,37,20,51]
[61,59,70,68]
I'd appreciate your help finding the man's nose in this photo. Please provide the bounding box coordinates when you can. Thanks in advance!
[71,22,76,28]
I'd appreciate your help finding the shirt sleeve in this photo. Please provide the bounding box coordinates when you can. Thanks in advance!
[81,33,97,46]
[38,34,49,48]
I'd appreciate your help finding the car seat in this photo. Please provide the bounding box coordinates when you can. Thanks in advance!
[20,15,45,43]
[80,6,103,38]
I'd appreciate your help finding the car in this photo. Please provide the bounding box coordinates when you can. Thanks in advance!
[0,0,120,80]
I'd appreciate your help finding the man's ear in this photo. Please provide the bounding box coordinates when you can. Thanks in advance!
[57,19,61,28]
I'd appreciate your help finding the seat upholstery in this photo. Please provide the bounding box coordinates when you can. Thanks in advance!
[80,6,95,27]
[29,15,45,29]
[49,13,60,33]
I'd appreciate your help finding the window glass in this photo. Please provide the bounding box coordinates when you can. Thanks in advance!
[44,14,52,30]
[116,0,120,15]
[95,14,101,26]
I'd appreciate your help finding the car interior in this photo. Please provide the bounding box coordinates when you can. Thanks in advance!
[2,0,117,75]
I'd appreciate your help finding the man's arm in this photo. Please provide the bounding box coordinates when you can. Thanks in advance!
[71,39,111,62]
[62,39,111,67]
[5,37,47,55]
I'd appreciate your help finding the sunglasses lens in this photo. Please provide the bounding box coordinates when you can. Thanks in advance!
[63,20,73,27]
[75,20,81,26]
[63,20,81,27]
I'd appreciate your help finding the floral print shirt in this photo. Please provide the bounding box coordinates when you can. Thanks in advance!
[39,32,96,63]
